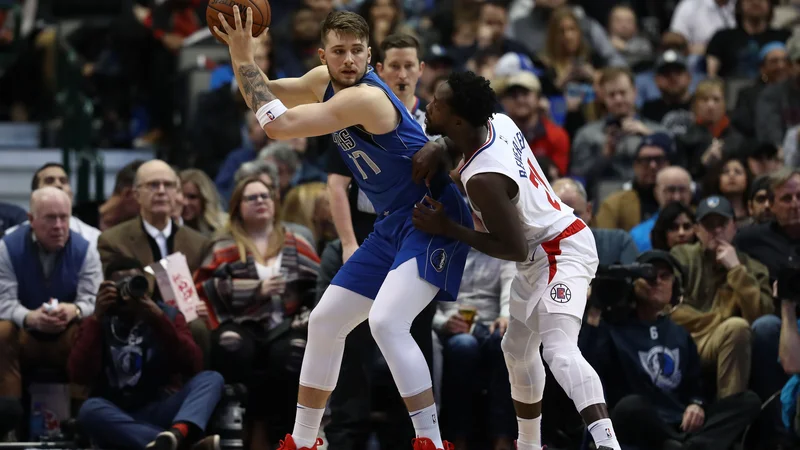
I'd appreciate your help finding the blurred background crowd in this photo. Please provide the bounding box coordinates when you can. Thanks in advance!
[4,0,800,450]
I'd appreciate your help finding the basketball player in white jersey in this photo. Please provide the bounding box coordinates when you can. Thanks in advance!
[412,71,622,450]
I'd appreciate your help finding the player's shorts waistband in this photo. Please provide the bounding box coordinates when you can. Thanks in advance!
[539,219,587,283]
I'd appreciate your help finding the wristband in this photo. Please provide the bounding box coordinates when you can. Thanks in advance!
[256,99,288,128]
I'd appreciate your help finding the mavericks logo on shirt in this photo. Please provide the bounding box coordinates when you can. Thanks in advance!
[638,345,682,390]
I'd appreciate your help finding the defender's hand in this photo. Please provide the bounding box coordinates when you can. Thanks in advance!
[412,196,451,236]
[412,141,448,187]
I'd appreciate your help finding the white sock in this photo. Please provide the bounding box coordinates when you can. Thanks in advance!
[588,418,621,450]
[516,416,541,450]
[409,404,443,449]
[292,404,325,449]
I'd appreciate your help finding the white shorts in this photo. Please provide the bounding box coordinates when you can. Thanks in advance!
[509,219,599,321]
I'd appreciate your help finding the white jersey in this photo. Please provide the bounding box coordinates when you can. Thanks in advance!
[459,113,577,248]
[459,113,598,320]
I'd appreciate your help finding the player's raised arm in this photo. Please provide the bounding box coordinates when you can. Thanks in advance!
[265,66,328,108]
[412,172,529,262]
[215,6,394,140]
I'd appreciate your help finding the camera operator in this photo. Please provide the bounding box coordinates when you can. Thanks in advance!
[69,257,224,450]
[580,251,761,450]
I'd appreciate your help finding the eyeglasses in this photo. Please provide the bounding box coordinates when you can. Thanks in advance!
[635,156,667,165]
[243,193,272,203]
[654,271,675,283]
[138,180,178,192]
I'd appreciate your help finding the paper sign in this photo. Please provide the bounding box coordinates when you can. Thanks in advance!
[146,252,200,322]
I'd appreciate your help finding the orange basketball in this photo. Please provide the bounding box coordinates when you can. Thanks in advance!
[206,0,271,44]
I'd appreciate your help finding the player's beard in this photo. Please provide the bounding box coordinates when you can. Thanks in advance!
[328,64,368,90]
[424,113,441,137]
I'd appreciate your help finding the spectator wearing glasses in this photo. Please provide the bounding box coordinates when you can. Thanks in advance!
[671,196,774,399]
[97,160,210,274]
[594,132,673,232]
[194,176,319,449]
[97,160,212,363]
[6,163,101,249]
[0,187,102,412]
[630,166,694,252]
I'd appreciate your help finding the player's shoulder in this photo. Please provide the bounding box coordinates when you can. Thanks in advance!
[488,113,523,147]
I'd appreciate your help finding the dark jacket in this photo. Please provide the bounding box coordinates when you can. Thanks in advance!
[676,122,745,180]
[580,314,705,424]
[68,303,202,411]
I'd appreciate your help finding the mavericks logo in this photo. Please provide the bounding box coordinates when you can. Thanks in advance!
[639,346,682,390]
[430,249,447,272]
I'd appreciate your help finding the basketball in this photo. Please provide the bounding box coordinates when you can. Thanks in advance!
[207,0,271,44]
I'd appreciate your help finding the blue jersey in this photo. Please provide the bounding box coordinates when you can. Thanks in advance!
[324,67,472,302]
[324,67,448,214]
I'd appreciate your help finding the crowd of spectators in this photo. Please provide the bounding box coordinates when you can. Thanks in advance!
[3,0,800,449]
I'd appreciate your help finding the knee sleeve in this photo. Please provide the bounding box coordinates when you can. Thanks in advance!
[540,315,606,411]
[299,286,372,391]
[501,318,545,404]
[368,259,439,397]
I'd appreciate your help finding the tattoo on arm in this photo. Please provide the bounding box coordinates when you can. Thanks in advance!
[237,64,277,111]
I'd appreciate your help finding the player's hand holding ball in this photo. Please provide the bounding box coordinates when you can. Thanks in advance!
[213,6,260,62]
[412,195,451,236]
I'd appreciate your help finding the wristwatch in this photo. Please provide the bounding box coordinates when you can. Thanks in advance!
[74,305,83,321]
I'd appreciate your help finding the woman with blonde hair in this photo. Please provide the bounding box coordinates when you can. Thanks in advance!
[194,176,320,448]
[282,181,336,254]
[179,169,226,236]
[541,7,601,135]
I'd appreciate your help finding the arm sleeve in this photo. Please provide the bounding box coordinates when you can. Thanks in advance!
[75,247,102,317]
[0,241,28,327]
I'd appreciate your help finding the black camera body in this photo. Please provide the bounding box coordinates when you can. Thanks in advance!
[589,263,657,323]
[777,259,800,302]
[115,275,149,302]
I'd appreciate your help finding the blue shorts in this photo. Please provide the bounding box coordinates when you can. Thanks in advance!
[331,183,472,302]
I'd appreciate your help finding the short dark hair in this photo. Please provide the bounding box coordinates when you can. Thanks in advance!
[380,33,421,58]
[321,11,369,45]
[749,174,773,201]
[113,160,145,195]
[748,142,779,161]
[445,71,497,127]
[104,256,144,280]
[31,163,67,192]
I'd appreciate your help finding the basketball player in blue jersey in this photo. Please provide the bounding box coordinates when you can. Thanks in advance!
[214,8,470,450]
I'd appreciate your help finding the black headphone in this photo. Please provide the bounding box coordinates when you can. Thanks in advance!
[636,250,687,305]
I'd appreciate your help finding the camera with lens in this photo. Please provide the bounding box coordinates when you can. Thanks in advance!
[589,263,656,323]
[777,256,800,302]
[115,275,149,302]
